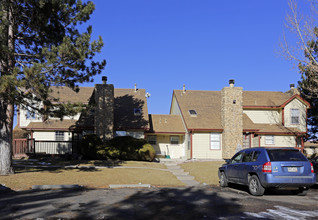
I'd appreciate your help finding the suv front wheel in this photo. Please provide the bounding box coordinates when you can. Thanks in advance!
[219,172,228,187]
[248,175,265,196]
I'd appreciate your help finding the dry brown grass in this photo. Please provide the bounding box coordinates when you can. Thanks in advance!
[180,161,224,185]
[0,161,182,190]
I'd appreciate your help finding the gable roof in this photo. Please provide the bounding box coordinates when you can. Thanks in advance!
[148,114,185,134]
[172,90,222,130]
[26,119,78,131]
[49,86,94,104]
[30,86,149,131]
[243,91,291,107]
[114,88,149,130]
[173,89,306,133]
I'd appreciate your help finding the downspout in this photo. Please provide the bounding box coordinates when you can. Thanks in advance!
[301,136,304,153]
[282,108,285,126]
[190,131,193,159]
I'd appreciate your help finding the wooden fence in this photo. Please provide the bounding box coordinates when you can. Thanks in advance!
[12,139,78,157]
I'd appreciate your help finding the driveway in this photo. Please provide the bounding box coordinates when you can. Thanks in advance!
[1,185,318,219]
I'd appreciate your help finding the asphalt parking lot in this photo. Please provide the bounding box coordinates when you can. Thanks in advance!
[1,184,318,220]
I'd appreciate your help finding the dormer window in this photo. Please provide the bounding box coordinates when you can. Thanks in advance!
[134,108,142,116]
[189,109,197,116]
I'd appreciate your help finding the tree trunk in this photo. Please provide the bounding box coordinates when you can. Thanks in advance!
[0,101,14,175]
[0,0,14,175]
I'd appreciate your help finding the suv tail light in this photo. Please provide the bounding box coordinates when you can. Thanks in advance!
[262,161,272,173]
[310,162,314,173]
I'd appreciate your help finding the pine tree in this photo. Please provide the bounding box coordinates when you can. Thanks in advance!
[298,27,318,142]
[0,0,106,175]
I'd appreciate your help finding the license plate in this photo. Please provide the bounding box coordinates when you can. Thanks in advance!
[287,167,298,172]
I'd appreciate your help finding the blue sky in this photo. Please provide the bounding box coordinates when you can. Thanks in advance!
[83,0,308,115]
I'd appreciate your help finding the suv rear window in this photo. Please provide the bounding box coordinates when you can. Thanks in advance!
[266,149,307,161]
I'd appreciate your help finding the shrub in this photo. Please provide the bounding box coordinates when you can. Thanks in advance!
[138,143,156,161]
[104,136,155,161]
[79,134,104,159]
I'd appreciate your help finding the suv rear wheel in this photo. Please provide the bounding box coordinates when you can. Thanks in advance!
[248,175,265,196]
[296,187,308,196]
[219,172,228,187]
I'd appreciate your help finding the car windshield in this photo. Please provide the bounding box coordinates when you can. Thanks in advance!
[266,149,307,162]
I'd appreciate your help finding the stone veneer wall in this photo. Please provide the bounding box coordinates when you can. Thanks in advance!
[221,86,243,159]
[94,84,114,141]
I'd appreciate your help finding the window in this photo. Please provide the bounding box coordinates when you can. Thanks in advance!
[265,135,275,145]
[170,136,179,144]
[134,108,142,116]
[291,109,300,124]
[252,151,261,162]
[147,135,157,145]
[242,151,253,162]
[210,133,221,150]
[115,131,127,136]
[55,131,64,141]
[189,109,197,116]
[266,149,307,161]
[231,152,243,164]
[26,110,36,119]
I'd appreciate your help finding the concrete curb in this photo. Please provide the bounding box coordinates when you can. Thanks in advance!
[32,184,81,190]
[109,184,151,189]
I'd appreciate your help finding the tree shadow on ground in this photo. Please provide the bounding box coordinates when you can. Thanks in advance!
[0,187,244,219]
[103,187,243,219]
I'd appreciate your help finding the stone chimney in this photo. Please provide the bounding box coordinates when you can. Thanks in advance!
[286,83,300,96]
[94,76,114,141]
[221,79,243,159]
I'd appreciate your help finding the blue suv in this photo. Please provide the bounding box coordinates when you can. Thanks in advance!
[218,147,316,196]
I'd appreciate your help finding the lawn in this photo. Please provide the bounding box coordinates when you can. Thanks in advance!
[0,160,183,191]
[180,161,225,185]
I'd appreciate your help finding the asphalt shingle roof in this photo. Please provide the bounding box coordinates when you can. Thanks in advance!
[148,114,185,133]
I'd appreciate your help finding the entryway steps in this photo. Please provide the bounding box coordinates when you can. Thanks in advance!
[160,159,200,187]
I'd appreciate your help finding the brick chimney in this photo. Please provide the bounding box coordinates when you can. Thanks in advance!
[94,76,114,141]
[221,79,243,159]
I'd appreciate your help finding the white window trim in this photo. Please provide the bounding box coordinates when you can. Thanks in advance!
[291,108,300,125]
[265,135,275,145]
[55,131,65,141]
[210,133,221,150]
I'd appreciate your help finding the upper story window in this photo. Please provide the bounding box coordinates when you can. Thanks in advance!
[265,135,275,145]
[291,109,300,124]
[134,108,142,116]
[55,131,64,141]
[189,109,197,116]
[210,133,221,150]
[26,110,36,120]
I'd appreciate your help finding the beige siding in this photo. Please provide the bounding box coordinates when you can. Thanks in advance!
[284,99,307,132]
[19,108,42,127]
[252,136,259,147]
[192,133,222,159]
[153,135,185,159]
[260,135,296,147]
[244,110,281,124]
[32,131,72,154]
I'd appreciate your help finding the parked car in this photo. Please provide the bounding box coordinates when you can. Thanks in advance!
[311,156,318,179]
[218,147,316,196]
